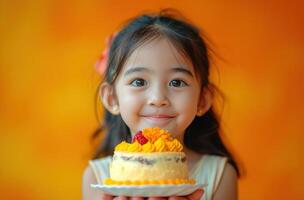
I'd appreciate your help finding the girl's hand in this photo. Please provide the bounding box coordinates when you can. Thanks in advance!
[112,196,143,200]
[103,194,144,200]
[101,193,115,200]
[167,189,204,200]
[147,189,204,200]
[109,189,204,200]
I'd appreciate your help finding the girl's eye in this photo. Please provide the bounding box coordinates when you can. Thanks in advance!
[169,79,188,87]
[130,79,147,87]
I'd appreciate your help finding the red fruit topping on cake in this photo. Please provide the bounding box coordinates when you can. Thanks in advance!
[133,131,148,145]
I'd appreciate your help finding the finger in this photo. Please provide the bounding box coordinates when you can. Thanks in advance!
[168,189,204,200]
[148,197,168,200]
[113,196,129,200]
[130,197,145,200]
[186,189,204,200]
[168,196,185,200]
[101,193,114,200]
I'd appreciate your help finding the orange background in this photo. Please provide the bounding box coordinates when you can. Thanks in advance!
[1,0,303,199]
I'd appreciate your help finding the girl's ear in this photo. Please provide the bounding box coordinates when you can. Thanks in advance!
[196,87,213,116]
[99,82,120,115]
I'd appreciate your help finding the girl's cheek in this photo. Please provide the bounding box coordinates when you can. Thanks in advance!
[118,94,143,113]
[120,90,143,102]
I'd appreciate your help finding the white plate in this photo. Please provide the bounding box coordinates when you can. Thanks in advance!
[90,184,207,197]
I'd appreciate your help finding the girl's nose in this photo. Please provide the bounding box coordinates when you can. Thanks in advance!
[147,86,170,107]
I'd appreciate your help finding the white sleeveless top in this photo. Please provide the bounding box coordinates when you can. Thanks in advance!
[89,155,227,200]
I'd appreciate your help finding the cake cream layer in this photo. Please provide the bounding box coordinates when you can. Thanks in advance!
[103,178,196,185]
[110,151,189,181]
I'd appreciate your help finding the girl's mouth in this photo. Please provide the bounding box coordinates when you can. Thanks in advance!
[141,114,176,126]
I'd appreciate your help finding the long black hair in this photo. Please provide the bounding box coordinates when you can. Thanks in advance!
[91,9,240,176]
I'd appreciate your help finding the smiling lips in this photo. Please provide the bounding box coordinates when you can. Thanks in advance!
[141,114,176,125]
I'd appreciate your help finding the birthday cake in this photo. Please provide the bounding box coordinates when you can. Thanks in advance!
[103,127,195,185]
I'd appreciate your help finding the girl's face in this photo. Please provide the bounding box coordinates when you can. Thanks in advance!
[113,38,202,139]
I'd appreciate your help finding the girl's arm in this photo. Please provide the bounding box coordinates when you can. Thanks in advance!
[212,163,238,200]
[82,166,113,200]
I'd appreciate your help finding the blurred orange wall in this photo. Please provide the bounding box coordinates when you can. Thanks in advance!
[0,0,303,199]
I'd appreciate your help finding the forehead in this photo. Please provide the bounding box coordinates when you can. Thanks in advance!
[122,38,194,73]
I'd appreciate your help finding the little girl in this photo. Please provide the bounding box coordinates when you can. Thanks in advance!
[82,10,239,200]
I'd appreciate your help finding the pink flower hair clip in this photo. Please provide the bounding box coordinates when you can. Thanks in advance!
[94,32,117,75]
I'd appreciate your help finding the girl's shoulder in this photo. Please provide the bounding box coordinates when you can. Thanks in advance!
[82,157,112,200]
[199,155,238,200]
[88,156,112,184]
[89,156,112,166]
[201,154,228,168]
[191,154,229,200]
[191,154,228,175]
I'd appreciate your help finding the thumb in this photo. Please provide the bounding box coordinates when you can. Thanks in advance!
[186,189,204,200]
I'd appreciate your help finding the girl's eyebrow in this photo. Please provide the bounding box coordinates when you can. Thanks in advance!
[123,66,193,77]
[124,67,151,77]
[171,67,193,77]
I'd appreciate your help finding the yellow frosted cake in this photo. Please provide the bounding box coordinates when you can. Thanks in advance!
[103,127,195,185]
